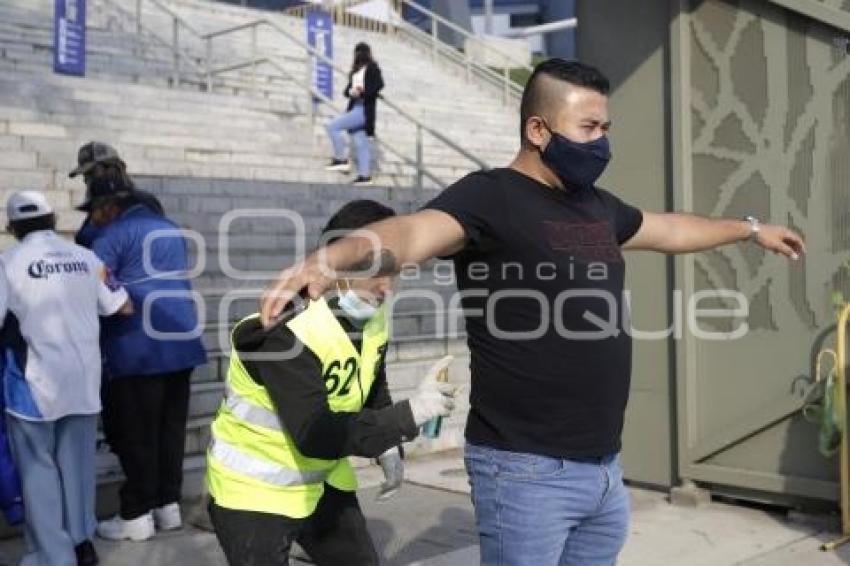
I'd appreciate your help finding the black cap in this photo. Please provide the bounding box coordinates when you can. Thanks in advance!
[76,175,132,212]
[69,141,123,178]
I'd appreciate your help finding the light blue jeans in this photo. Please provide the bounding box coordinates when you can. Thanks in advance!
[464,442,629,566]
[325,102,371,177]
[8,414,98,566]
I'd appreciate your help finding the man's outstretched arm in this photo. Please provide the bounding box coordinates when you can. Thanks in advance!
[260,209,466,326]
[622,212,805,258]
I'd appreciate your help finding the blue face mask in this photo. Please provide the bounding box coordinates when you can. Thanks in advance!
[540,123,611,189]
[338,287,377,322]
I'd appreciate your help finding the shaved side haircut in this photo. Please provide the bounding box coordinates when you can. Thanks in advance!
[519,59,611,146]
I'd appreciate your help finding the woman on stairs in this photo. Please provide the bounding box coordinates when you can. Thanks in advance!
[325,42,385,187]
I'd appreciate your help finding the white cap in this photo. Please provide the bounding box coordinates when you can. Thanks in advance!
[7,191,54,221]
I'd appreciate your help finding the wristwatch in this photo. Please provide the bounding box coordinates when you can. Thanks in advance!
[743,215,761,242]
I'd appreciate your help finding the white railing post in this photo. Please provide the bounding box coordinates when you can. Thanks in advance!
[306,53,314,125]
[391,0,401,35]
[251,24,258,97]
[430,18,437,62]
[205,37,213,92]
[136,0,142,36]
[172,18,180,86]
[415,124,423,194]
[484,0,494,34]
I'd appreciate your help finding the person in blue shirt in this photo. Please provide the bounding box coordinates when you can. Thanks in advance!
[69,141,164,250]
[76,174,207,542]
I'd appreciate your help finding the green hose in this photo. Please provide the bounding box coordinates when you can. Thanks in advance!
[803,370,842,457]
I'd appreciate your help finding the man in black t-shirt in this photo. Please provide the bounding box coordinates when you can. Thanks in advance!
[260,60,805,565]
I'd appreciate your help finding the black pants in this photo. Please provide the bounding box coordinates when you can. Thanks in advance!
[209,485,379,566]
[102,369,192,519]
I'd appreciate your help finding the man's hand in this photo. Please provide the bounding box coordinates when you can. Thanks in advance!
[755,224,805,260]
[376,446,403,501]
[260,258,334,327]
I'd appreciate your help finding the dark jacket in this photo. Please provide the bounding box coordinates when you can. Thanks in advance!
[344,62,384,137]
[234,311,417,460]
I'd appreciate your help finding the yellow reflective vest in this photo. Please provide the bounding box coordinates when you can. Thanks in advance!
[206,297,389,518]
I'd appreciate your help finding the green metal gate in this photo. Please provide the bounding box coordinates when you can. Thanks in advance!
[672,0,850,502]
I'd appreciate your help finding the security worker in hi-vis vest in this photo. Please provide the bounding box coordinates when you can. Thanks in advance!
[206,200,457,566]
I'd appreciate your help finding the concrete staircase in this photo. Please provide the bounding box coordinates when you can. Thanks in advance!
[0,0,519,200]
[135,0,520,147]
[0,0,501,512]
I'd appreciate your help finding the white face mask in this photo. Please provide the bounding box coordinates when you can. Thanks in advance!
[337,286,377,321]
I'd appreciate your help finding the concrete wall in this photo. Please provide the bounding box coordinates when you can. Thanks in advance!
[577,0,676,488]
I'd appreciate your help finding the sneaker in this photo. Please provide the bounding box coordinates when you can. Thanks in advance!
[96,513,155,542]
[75,540,99,565]
[325,158,350,171]
[352,176,373,186]
[152,502,182,531]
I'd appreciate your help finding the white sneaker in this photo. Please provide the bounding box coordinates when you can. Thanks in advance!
[153,502,182,531]
[325,158,350,171]
[96,513,155,542]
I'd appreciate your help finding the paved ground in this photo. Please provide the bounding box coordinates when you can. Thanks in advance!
[1,450,849,565]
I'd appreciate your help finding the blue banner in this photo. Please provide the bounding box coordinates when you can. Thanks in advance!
[54,0,86,76]
[307,10,333,103]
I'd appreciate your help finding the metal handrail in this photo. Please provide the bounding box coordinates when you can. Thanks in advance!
[142,0,203,38]
[198,17,489,171]
[819,304,850,550]
[99,0,204,77]
[285,0,399,34]
[379,93,488,170]
[504,17,578,38]
[399,0,533,73]
[100,0,207,90]
[261,17,489,169]
[202,20,261,39]
[270,0,526,104]
[395,17,522,102]
[229,56,448,189]
[110,0,489,189]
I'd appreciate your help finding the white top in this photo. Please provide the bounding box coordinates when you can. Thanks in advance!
[0,230,128,421]
[352,66,367,94]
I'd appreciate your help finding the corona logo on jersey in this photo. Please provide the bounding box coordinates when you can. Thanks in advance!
[27,257,91,280]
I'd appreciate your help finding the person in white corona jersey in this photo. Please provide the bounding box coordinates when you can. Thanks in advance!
[0,191,131,566]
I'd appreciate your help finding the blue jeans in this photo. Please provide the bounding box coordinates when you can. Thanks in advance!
[8,414,98,566]
[464,443,629,566]
[325,102,371,177]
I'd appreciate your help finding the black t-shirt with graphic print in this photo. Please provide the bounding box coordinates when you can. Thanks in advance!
[424,168,644,459]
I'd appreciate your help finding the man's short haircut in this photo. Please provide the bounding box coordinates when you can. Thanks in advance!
[519,59,610,145]
[9,214,56,240]
[322,200,396,245]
